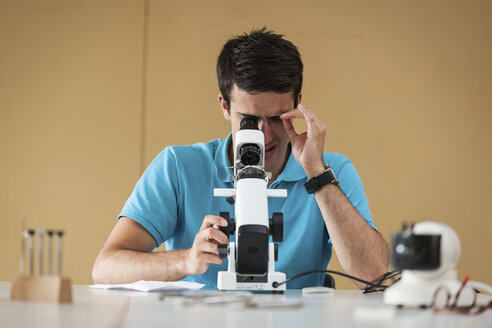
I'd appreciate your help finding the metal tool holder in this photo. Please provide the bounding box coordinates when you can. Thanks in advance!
[11,227,72,303]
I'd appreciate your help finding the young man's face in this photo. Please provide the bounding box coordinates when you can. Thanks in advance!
[219,84,301,180]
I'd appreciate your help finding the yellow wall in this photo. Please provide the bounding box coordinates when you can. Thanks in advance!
[1,0,491,289]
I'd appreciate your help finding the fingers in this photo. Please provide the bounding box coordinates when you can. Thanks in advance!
[281,104,321,141]
[281,117,299,142]
[200,215,228,231]
[281,104,316,129]
[196,237,220,254]
[280,108,304,120]
[186,246,222,275]
[187,220,228,275]
[200,226,229,245]
[289,104,326,138]
[296,104,318,132]
[201,253,223,266]
[281,104,318,121]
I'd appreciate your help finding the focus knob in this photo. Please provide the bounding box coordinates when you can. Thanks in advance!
[218,244,229,260]
[269,212,283,242]
[219,212,235,236]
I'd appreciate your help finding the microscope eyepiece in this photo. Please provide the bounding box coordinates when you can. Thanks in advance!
[240,117,258,130]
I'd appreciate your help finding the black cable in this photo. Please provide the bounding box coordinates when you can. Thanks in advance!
[363,270,401,294]
[272,270,383,288]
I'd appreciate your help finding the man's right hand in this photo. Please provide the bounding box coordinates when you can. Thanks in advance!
[186,215,229,275]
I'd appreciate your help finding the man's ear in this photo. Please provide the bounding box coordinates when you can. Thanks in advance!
[218,94,231,120]
[297,93,302,107]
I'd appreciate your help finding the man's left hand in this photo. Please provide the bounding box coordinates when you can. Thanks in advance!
[281,104,326,178]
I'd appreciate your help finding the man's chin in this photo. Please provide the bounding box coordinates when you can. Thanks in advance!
[264,159,278,172]
[264,150,289,175]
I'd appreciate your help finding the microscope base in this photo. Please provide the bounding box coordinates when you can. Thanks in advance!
[217,271,286,292]
[217,242,286,292]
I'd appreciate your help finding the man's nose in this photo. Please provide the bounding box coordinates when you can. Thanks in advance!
[257,119,264,131]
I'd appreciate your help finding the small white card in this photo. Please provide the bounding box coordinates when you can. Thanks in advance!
[89,280,204,292]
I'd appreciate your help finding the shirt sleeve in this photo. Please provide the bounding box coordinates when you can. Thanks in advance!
[333,159,376,230]
[119,147,180,246]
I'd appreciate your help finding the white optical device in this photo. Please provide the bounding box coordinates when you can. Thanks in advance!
[213,117,287,293]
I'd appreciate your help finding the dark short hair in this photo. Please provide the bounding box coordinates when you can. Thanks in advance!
[217,27,303,109]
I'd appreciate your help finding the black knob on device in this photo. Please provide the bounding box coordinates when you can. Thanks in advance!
[218,244,229,260]
[269,212,283,242]
[219,211,235,236]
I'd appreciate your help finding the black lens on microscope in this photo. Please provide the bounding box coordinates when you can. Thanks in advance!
[239,144,261,166]
[240,117,258,130]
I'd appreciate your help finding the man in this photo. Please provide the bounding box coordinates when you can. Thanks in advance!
[92,28,388,289]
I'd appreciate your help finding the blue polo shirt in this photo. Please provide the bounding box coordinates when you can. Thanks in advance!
[119,133,375,289]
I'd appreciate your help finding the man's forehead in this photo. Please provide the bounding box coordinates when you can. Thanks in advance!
[229,87,295,116]
[231,84,294,100]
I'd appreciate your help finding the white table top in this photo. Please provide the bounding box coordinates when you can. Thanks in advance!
[1,281,491,328]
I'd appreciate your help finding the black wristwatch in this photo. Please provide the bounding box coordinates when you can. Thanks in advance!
[304,165,339,194]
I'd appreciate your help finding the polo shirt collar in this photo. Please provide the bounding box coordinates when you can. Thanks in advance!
[215,133,234,183]
[275,148,306,182]
[214,133,307,183]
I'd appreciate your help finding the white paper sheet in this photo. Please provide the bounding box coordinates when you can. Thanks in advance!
[89,280,204,292]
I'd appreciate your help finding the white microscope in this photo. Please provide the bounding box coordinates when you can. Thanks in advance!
[214,117,287,293]
[384,221,475,308]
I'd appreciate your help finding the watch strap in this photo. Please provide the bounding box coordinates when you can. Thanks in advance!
[304,166,339,194]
